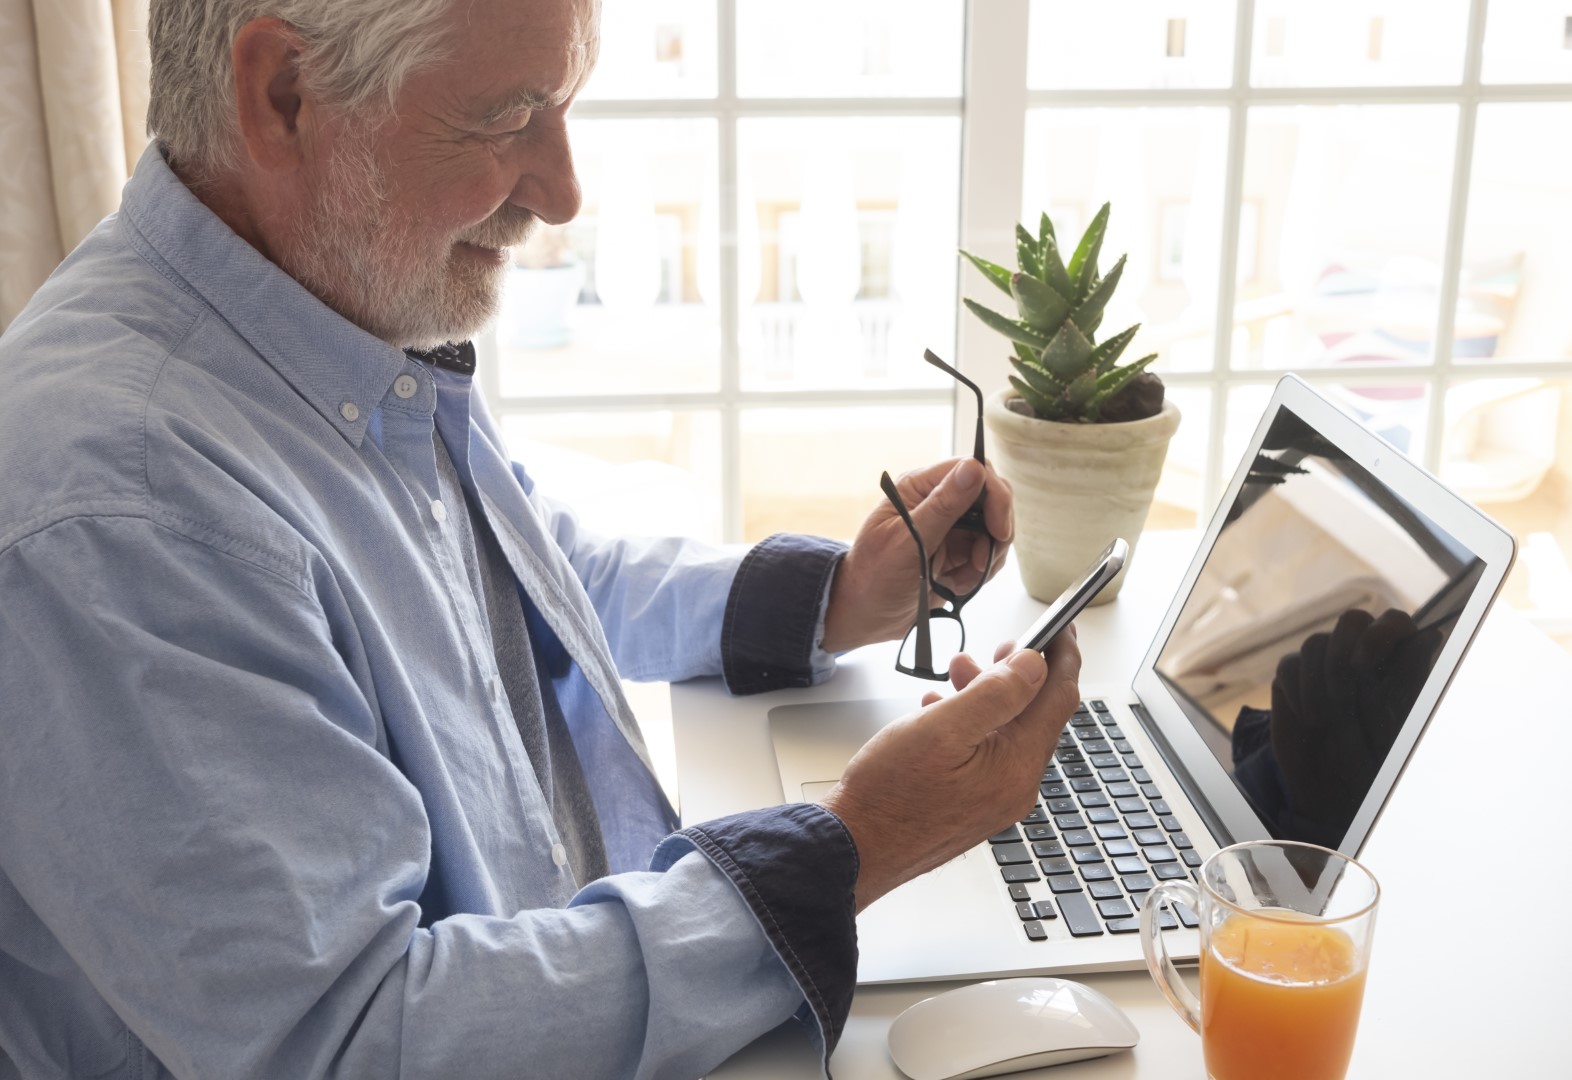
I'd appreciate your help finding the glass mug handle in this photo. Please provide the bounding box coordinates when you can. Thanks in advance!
[1140,881,1202,1034]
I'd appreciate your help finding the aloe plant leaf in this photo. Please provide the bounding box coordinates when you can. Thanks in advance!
[1039,235,1074,301]
[1071,254,1126,333]
[1011,271,1071,333]
[1016,229,1043,280]
[960,249,1015,297]
[964,298,1051,350]
[1065,369,1100,411]
[1088,324,1139,375]
[1008,374,1064,420]
[1038,211,1055,253]
[1067,202,1110,298]
[1086,352,1160,413]
[1013,339,1039,366]
[1038,320,1096,382]
[1009,354,1066,401]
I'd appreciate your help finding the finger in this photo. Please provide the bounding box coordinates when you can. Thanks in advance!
[1298,631,1333,729]
[921,691,943,707]
[904,457,988,551]
[947,652,984,691]
[917,648,1047,746]
[1325,609,1372,707]
[1350,609,1418,676]
[993,640,1015,664]
[980,462,1013,544]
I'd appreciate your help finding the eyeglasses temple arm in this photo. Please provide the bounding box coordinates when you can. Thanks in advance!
[880,471,934,671]
[924,349,986,463]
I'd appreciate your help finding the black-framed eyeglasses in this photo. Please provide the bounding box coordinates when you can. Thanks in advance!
[883,350,998,681]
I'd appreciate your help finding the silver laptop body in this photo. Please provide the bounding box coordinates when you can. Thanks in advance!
[770,375,1517,984]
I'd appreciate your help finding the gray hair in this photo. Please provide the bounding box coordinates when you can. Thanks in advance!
[147,0,456,176]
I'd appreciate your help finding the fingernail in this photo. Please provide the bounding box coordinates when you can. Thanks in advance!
[1007,649,1046,682]
[956,457,983,485]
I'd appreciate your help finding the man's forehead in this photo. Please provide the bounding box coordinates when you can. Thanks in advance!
[435,0,599,117]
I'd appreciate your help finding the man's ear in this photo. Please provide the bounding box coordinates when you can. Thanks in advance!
[232,17,314,172]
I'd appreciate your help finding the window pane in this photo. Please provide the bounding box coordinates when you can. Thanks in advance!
[1027,0,1237,90]
[499,411,723,543]
[579,0,717,100]
[737,117,961,392]
[1232,105,1457,372]
[496,120,720,397]
[1149,385,1212,530]
[1019,107,1230,374]
[739,407,952,542]
[1251,0,1469,87]
[1440,377,1572,627]
[1458,104,1572,364]
[1482,0,1572,85]
[736,0,963,98]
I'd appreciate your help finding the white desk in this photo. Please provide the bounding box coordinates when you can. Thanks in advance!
[672,530,1572,1079]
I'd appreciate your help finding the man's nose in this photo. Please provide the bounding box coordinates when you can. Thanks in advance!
[511,130,582,226]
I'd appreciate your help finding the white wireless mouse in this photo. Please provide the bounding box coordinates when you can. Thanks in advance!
[886,977,1139,1080]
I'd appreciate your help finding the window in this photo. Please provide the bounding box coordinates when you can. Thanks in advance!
[479,0,1572,646]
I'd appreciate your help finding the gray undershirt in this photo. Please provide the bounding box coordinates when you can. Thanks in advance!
[432,433,609,887]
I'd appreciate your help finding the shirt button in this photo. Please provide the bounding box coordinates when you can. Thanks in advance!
[430,499,448,523]
[339,401,360,423]
[551,843,568,868]
[393,374,418,399]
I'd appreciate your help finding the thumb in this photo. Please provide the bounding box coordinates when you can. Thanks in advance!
[919,648,1046,745]
[907,457,986,545]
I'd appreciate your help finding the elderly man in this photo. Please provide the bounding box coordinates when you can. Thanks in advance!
[0,0,1080,1077]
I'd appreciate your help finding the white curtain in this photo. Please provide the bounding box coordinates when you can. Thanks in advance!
[0,0,150,330]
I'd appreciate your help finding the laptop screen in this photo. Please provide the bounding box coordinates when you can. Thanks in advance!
[1151,403,1485,849]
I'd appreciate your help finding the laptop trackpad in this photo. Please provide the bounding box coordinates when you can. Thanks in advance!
[768,698,914,805]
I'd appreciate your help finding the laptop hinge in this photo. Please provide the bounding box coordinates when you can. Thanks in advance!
[1129,702,1239,850]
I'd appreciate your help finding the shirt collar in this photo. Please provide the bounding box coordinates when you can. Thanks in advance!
[118,142,415,447]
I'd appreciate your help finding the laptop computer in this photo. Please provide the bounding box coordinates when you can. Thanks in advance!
[769,374,1516,984]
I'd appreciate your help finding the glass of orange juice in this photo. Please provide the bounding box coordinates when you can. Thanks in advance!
[1140,840,1379,1080]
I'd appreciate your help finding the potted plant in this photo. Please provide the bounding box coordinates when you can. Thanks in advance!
[500,223,587,349]
[961,203,1180,604]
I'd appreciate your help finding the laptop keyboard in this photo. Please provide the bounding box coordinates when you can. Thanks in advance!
[991,699,1202,939]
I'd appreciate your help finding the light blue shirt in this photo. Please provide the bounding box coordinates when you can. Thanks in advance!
[0,144,857,1078]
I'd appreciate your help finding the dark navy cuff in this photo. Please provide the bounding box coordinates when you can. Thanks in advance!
[722,533,847,696]
[675,803,859,1063]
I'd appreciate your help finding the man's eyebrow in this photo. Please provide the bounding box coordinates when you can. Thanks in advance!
[477,87,560,127]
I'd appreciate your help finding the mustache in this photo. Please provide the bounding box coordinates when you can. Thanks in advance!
[458,204,537,251]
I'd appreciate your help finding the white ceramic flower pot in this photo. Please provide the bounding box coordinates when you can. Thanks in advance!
[984,389,1181,605]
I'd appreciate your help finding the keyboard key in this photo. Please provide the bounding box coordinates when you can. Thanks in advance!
[1021,805,1049,825]
[1111,856,1147,876]
[1153,863,1189,881]
[1150,800,1172,816]
[1113,739,1135,754]
[1038,856,1072,875]
[1126,813,1158,829]
[1083,740,1112,756]
[1131,768,1153,784]
[1170,832,1193,850]
[1024,919,1049,941]
[1143,845,1178,864]
[1103,725,1126,740]
[1093,823,1128,841]
[1121,873,1155,893]
[1089,754,1120,769]
[1097,898,1136,920]
[1121,754,1143,769]
[1063,763,1093,778]
[1161,816,1184,832]
[1073,727,1101,743]
[988,826,1023,844]
[1071,848,1105,865]
[1103,838,1138,857]
[1042,766,1063,782]
[1032,900,1058,920]
[1055,747,1084,764]
[1023,823,1054,843]
[1124,890,1149,912]
[1088,880,1123,900]
[1105,917,1142,934]
[1090,699,1110,713]
[1032,839,1065,859]
[1140,783,1163,800]
[1079,863,1114,882]
[1061,830,1097,847]
[1098,768,1129,784]
[1015,902,1036,921]
[1047,798,1078,815]
[1001,865,1040,883]
[1077,791,1110,809]
[993,843,1032,866]
[1047,874,1084,895]
[1114,798,1146,814]
[1040,782,1070,800]
[1181,849,1204,867]
[1106,782,1140,799]
[1053,814,1087,831]
[1055,892,1105,937]
[1133,829,1165,846]
[1174,901,1200,928]
[1070,778,1101,793]
[1070,714,1098,728]
[1086,807,1120,825]
[1008,883,1032,902]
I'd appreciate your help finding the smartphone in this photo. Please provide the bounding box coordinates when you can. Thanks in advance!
[1015,538,1129,653]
